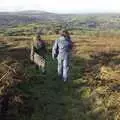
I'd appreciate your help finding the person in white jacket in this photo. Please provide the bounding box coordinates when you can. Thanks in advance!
[52,30,72,82]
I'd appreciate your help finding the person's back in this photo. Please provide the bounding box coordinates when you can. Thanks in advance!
[52,30,72,82]
[33,39,46,57]
[57,36,72,59]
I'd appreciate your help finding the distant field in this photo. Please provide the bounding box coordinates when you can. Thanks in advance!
[1,34,120,52]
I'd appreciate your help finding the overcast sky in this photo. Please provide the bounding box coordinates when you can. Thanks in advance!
[0,0,120,13]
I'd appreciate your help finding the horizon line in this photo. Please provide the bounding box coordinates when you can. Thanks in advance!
[0,10,120,14]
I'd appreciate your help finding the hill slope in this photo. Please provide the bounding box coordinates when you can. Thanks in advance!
[0,11,120,31]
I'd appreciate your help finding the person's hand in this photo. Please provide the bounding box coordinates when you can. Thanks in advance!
[52,54,55,60]
[52,54,57,60]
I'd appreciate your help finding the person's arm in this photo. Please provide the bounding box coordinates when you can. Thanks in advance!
[52,40,58,59]
[30,43,34,61]
[68,37,73,50]
[70,40,73,50]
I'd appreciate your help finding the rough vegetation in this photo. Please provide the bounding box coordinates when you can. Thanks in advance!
[0,33,120,120]
[0,10,120,120]
[0,11,120,36]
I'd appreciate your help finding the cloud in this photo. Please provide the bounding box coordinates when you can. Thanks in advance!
[0,0,120,13]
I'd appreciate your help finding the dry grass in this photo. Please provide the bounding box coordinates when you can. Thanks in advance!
[0,35,120,120]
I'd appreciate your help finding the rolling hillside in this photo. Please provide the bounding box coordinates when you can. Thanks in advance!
[0,11,120,31]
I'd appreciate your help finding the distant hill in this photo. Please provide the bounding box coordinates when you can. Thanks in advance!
[0,10,120,30]
[0,10,65,28]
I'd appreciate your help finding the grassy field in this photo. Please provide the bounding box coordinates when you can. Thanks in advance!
[0,35,120,120]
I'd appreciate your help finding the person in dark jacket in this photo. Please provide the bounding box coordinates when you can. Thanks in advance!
[52,30,72,82]
[31,33,47,74]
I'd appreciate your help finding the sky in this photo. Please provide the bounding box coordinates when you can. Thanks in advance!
[0,0,120,13]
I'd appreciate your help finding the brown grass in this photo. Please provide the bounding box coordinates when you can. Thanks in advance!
[0,35,120,119]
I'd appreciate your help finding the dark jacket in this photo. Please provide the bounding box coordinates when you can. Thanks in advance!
[33,40,47,57]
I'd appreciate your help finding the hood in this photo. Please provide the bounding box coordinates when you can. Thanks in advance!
[59,36,66,41]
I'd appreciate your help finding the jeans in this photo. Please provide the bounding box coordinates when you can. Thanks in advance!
[57,56,69,81]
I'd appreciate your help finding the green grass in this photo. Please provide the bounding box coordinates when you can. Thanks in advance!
[15,52,120,120]
[14,54,94,120]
